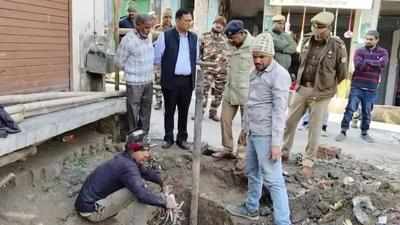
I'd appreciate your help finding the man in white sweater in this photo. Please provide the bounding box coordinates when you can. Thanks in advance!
[116,14,154,134]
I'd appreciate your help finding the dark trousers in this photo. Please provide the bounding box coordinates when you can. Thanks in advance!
[126,83,153,134]
[340,87,376,133]
[162,76,193,143]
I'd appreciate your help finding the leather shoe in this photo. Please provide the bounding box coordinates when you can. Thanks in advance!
[161,141,174,149]
[176,141,190,150]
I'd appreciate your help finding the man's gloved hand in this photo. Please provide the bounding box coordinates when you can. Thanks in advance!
[166,194,177,209]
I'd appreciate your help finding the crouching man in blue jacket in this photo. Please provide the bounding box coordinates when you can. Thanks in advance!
[75,130,177,222]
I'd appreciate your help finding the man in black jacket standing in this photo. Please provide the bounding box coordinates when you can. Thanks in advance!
[154,8,199,150]
[75,130,177,223]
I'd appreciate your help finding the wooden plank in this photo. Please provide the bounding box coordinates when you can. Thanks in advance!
[0,26,68,38]
[0,0,68,18]
[0,43,69,51]
[0,146,37,168]
[0,9,68,25]
[0,98,126,155]
[8,0,69,11]
[0,57,68,68]
[0,50,69,60]
[0,18,68,31]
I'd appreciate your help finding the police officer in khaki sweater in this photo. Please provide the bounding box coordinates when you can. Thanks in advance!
[212,20,254,159]
[281,12,348,177]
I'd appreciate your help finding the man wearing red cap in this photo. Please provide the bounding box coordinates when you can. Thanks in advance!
[75,130,177,223]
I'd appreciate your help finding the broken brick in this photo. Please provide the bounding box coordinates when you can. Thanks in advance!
[317,145,342,160]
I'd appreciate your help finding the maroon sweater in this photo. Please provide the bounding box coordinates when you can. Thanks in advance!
[352,46,389,90]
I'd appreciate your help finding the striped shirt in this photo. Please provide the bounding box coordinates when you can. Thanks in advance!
[116,30,154,85]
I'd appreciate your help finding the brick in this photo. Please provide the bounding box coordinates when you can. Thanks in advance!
[317,145,342,160]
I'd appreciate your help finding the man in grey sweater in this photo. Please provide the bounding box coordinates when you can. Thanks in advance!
[226,33,292,225]
[116,14,154,134]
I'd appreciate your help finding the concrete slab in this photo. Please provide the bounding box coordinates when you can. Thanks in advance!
[0,97,126,156]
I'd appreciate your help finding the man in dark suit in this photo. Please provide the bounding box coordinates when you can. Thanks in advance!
[154,9,198,150]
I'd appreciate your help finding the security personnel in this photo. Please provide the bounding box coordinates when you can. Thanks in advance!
[152,8,173,43]
[281,12,348,177]
[213,20,254,159]
[119,5,137,29]
[270,15,297,70]
[200,16,230,121]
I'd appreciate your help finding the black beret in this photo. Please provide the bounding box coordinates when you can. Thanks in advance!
[224,20,244,37]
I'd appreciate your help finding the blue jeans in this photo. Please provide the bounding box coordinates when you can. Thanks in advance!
[245,134,291,225]
[340,87,377,133]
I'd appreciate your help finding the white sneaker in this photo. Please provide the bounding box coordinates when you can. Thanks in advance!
[321,130,329,137]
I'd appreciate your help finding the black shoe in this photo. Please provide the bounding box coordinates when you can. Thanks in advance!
[176,141,190,150]
[161,141,174,149]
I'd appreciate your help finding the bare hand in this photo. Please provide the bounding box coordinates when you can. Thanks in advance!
[270,146,282,161]
[166,194,178,209]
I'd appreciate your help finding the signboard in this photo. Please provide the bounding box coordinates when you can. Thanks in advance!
[270,0,373,9]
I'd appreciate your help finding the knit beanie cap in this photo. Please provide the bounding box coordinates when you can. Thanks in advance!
[252,32,275,56]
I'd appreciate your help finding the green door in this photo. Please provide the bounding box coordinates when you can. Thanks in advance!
[120,0,150,17]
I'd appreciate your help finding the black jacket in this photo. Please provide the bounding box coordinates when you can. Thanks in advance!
[75,152,166,213]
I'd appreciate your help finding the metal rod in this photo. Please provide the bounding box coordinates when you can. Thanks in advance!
[334,9,339,37]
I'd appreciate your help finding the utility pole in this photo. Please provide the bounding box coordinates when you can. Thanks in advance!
[190,61,216,225]
[113,0,121,91]
[190,65,203,225]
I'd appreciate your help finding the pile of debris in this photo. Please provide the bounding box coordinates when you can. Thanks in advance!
[283,153,400,225]
[150,143,400,225]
